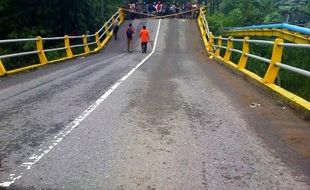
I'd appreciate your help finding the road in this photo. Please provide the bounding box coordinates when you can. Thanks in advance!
[0,19,309,189]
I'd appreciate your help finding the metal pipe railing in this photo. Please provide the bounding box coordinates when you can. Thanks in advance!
[0,8,124,75]
[247,39,274,45]
[197,7,309,112]
[275,62,310,78]
[279,43,310,48]
[87,34,96,38]
[229,48,243,54]
[42,37,65,41]
[70,44,85,49]
[99,31,106,40]
[88,41,97,45]
[0,38,37,44]
[68,36,84,39]
[246,53,271,64]
[231,39,243,42]
[0,50,39,59]
[44,47,66,52]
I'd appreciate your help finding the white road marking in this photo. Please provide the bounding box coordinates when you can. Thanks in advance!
[0,19,162,188]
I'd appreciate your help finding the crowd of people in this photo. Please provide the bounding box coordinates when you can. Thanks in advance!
[123,1,202,19]
[113,1,203,54]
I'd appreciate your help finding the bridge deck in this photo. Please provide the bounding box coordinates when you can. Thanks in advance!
[0,19,309,189]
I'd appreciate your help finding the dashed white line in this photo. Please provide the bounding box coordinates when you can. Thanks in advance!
[0,19,162,187]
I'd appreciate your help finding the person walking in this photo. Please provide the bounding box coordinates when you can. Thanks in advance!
[113,19,119,40]
[139,25,150,53]
[126,23,135,53]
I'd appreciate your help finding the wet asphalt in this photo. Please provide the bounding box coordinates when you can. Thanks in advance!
[0,19,309,189]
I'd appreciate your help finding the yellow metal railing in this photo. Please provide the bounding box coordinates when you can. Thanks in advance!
[225,29,310,44]
[0,8,125,76]
[197,7,310,117]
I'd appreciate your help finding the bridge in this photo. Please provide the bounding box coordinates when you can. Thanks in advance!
[0,8,309,189]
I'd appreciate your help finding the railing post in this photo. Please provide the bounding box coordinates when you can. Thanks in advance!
[105,22,111,37]
[238,37,250,69]
[95,32,101,49]
[119,8,124,23]
[83,35,90,54]
[208,33,214,52]
[198,8,202,21]
[36,36,48,64]
[64,35,73,58]
[224,37,233,61]
[215,36,222,57]
[0,60,6,76]
[263,38,284,83]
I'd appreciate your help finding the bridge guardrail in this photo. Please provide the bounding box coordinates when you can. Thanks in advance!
[0,8,125,76]
[197,7,310,118]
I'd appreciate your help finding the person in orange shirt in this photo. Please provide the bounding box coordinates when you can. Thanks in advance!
[139,25,150,53]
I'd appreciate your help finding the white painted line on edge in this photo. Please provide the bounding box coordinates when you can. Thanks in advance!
[0,19,162,187]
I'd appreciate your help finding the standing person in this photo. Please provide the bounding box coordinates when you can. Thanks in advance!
[126,23,135,53]
[113,19,119,40]
[129,3,136,20]
[155,1,163,16]
[139,25,150,53]
[185,1,192,19]
[192,2,198,19]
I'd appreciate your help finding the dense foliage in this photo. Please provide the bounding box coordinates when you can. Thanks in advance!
[0,0,122,39]
[206,0,310,100]
[207,0,310,35]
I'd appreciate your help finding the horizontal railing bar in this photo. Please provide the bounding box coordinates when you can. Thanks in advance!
[0,50,39,59]
[108,23,113,30]
[231,39,244,42]
[98,23,107,34]
[42,37,65,40]
[219,45,228,49]
[97,12,118,33]
[246,53,270,63]
[107,12,119,24]
[213,45,228,49]
[275,62,310,77]
[87,34,96,38]
[221,37,229,41]
[0,38,37,43]
[88,41,97,45]
[70,44,85,48]
[202,15,210,35]
[213,37,219,39]
[68,35,83,39]
[99,31,107,40]
[44,47,66,52]
[247,39,274,45]
[229,48,243,54]
[279,43,310,48]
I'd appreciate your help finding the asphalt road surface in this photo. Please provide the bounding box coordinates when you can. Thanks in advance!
[0,19,309,190]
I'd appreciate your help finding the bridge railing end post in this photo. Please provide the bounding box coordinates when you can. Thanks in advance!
[208,33,214,52]
[83,35,90,54]
[36,36,48,64]
[238,37,250,69]
[0,60,6,76]
[95,32,101,49]
[105,22,111,37]
[263,38,284,84]
[64,35,73,58]
[215,36,222,57]
[119,8,125,23]
[223,36,233,61]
